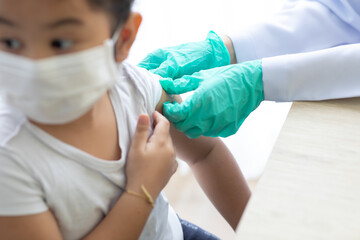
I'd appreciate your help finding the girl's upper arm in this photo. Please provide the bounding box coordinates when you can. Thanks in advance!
[0,153,61,239]
[0,210,63,240]
[154,89,178,114]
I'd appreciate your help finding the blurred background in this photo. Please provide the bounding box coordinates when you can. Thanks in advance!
[127,0,291,238]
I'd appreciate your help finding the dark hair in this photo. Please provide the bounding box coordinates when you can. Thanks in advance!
[87,0,134,32]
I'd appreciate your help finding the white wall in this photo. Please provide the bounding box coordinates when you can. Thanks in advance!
[128,0,292,179]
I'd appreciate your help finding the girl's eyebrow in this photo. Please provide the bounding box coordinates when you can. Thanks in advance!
[0,16,83,29]
[0,16,17,27]
[46,18,84,29]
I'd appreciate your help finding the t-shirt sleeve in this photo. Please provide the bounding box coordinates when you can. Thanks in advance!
[0,151,48,216]
[140,68,163,114]
[125,62,163,115]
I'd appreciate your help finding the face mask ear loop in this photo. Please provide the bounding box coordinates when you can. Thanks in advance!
[112,25,123,59]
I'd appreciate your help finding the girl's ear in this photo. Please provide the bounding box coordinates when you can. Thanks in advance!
[114,12,142,62]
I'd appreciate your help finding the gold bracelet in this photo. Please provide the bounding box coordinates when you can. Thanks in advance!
[121,185,154,208]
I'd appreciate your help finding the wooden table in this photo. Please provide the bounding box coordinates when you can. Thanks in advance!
[236,98,360,240]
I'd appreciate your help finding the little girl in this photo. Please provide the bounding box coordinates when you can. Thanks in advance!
[0,0,250,239]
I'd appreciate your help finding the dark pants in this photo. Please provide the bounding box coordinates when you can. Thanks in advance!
[179,217,221,240]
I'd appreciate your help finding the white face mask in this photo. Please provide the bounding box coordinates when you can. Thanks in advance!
[0,38,120,124]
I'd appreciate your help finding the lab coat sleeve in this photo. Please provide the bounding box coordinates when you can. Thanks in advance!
[262,43,360,101]
[229,0,360,62]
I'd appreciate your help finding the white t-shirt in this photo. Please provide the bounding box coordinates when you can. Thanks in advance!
[0,98,24,145]
[0,62,183,240]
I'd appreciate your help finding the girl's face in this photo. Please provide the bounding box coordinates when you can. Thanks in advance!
[0,0,112,59]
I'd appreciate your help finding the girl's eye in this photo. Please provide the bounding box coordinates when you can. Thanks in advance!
[51,39,74,50]
[0,38,22,50]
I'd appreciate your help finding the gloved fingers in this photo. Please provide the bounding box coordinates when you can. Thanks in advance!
[150,60,177,78]
[160,78,193,95]
[183,127,203,139]
[160,75,202,95]
[137,49,166,70]
[137,58,160,71]
[204,121,239,138]
[160,78,180,95]
[163,100,207,139]
[175,104,239,138]
[163,101,188,123]
[178,117,213,139]
[182,117,237,138]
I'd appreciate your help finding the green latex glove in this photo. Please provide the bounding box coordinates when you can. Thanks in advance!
[137,31,230,79]
[161,60,264,138]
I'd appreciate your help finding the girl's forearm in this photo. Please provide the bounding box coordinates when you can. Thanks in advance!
[82,189,155,240]
[189,140,250,230]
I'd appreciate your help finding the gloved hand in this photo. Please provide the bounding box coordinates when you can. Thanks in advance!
[160,60,264,138]
[137,31,230,79]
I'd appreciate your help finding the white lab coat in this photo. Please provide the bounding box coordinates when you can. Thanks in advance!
[230,0,360,101]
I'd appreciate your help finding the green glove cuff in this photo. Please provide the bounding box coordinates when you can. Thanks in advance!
[206,31,231,68]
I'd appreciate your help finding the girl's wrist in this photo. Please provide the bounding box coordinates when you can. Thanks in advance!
[126,180,161,202]
[222,35,237,64]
